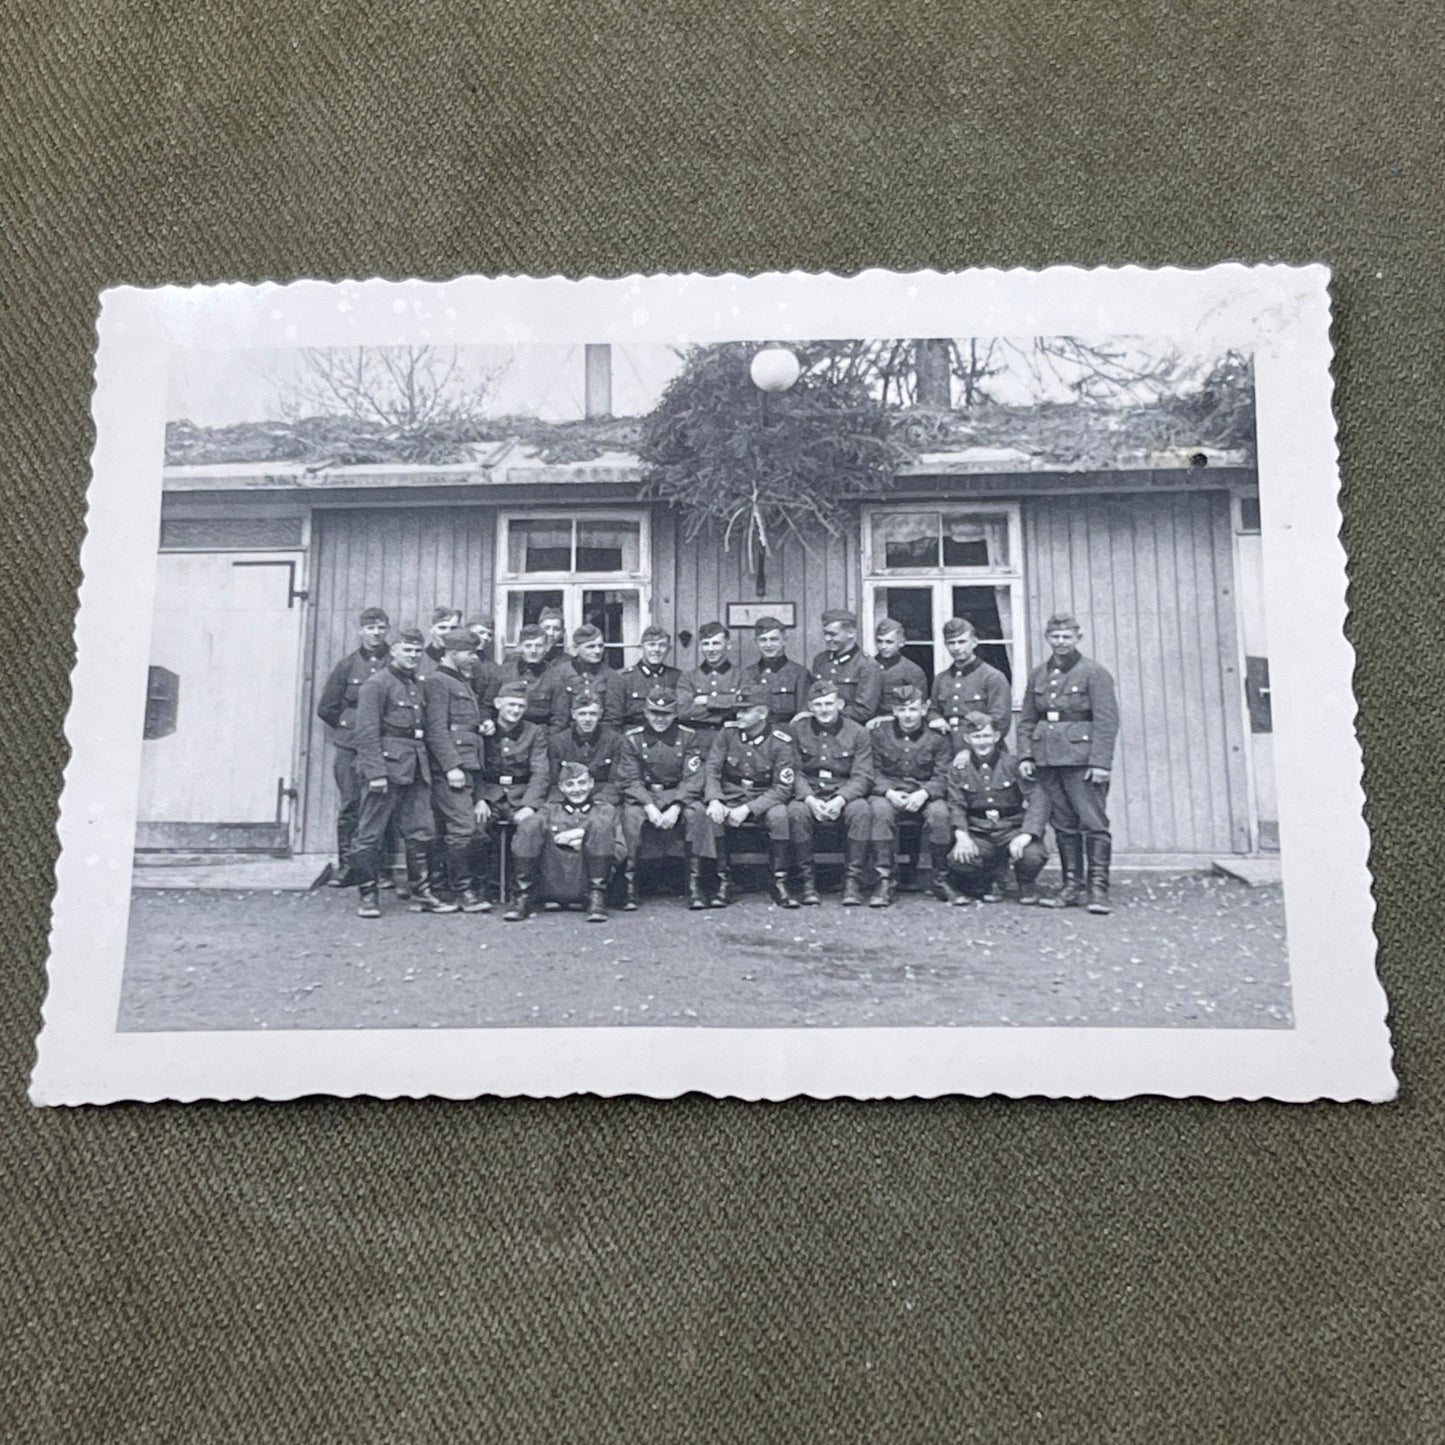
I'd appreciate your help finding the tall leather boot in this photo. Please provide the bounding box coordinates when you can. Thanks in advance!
[620,859,640,912]
[356,862,381,919]
[686,849,709,910]
[794,840,821,906]
[449,839,490,914]
[503,856,539,921]
[769,841,801,909]
[868,841,895,908]
[586,870,611,923]
[841,839,868,906]
[929,845,962,905]
[329,819,358,887]
[1040,833,1086,908]
[710,837,732,909]
[1085,835,1113,915]
[406,842,458,914]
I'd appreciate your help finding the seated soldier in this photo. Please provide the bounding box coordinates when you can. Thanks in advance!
[944,711,1050,906]
[617,626,682,727]
[614,686,707,911]
[788,679,876,906]
[505,761,621,924]
[546,689,623,804]
[475,680,548,898]
[865,683,952,908]
[686,683,797,908]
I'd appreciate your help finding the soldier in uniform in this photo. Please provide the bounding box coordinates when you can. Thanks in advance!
[547,624,623,731]
[422,628,491,913]
[787,678,876,906]
[546,689,624,804]
[350,628,453,918]
[505,761,620,924]
[498,624,557,728]
[865,683,952,908]
[316,605,391,886]
[945,711,1050,906]
[688,682,797,908]
[614,687,707,910]
[617,625,682,727]
[739,615,810,728]
[475,680,549,841]
[871,617,929,718]
[810,608,884,725]
[420,605,463,675]
[928,617,1012,751]
[1018,612,1120,914]
[676,620,745,753]
[465,614,504,719]
[537,606,568,673]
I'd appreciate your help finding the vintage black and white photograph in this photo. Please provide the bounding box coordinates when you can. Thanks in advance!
[32,266,1390,1103]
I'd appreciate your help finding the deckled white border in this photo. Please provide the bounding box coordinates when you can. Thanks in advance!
[30,265,1393,1104]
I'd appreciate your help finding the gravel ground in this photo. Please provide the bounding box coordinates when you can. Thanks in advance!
[117,870,1292,1032]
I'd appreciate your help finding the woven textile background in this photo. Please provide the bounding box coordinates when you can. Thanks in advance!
[3,1,1441,1439]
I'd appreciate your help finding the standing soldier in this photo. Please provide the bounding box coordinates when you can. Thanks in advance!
[499,624,557,728]
[1017,612,1120,914]
[677,621,745,754]
[929,617,1013,751]
[422,629,491,913]
[547,690,624,804]
[739,615,810,728]
[465,614,504,719]
[614,686,708,910]
[547,625,623,732]
[421,605,463,675]
[537,606,568,672]
[617,625,683,727]
[865,683,952,908]
[689,683,797,908]
[946,712,1050,906]
[872,617,929,718]
[505,762,620,924]
[810,609,884,725]
[316,605,391,886]
[788,679,876,906]
[350,628,453,918]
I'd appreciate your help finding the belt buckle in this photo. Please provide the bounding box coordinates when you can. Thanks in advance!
[739,778,755,788]
[649,782,663,791]
[413,729,424,739]
[499,774,513,785]
[986,808,1000,821]
[1045,710,1061,722]
[819,769,834,780]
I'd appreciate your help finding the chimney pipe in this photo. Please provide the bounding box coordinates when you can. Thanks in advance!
[584,343,613,419]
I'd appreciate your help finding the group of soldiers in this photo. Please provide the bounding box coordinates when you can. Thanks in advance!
[318,603,1120,923]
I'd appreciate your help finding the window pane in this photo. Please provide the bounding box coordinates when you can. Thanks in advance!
[508,520,572,574]
[577,519,640,574]
[942,512,1010,570]
[503,589,564,649]
[582,588,641,670]
[874,511,939,569]
[951,584,1012,682]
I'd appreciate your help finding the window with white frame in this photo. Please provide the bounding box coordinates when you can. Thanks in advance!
[495,511,651,670]
[861,503,1027,704]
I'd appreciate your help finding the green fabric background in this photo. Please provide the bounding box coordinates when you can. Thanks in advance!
[3,1,1441,1439]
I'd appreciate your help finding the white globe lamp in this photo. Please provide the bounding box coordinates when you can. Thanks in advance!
[750,346,801,393]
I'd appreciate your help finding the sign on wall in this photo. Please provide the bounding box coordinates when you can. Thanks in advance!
[725,601,797,630]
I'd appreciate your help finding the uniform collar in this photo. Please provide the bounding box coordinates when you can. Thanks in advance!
[638,662,666,676]
[895,721,926,740]
[700,659,732,674]
[572,657,603,674]
[438,663,469,681]
[740,722,767,742]
[949,655,980,676]
[812,715,844,736]
[571,725,602,745]
[359,644,388,661]
[828,646,857,665]
[562,800,593,814]
[758,654,789,672]
[1049,650,1082,673]
[518,659,545,676]
[966,745,1001,768]
[878,652,905,669]
[425,642,446,661]
[387,663,418,683]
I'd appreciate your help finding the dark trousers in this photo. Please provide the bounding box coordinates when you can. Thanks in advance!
[350,779,435,873]
[948,832,1048,896]
[512,804,620,870]
[867,795,952,847]
[1036,766,1111,841]
[787,796,872,845]
[686,801,789,860]
[620,801,689,859]
[431,769,481,841]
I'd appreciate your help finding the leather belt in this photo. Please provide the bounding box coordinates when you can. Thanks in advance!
[1043,710,1092,723]
[382,727,424,740]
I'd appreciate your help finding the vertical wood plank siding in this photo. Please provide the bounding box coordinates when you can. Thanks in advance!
[300,507,495,853]
[1023,491,1250,854]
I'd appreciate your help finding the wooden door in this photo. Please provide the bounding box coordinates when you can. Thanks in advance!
[137,552,305,850]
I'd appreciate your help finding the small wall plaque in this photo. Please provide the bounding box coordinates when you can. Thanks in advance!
[725,601,797,630]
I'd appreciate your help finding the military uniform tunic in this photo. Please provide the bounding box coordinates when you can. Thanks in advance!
[499,656,556,728]
[945,744,1051,893]
[739,655,811,727]
[477,718,549,816]
[616,662,683,726]
[546,725,625,804]
[676,660,745,746]
[512,796,621,900]
[424,664,487,841]
[316,645,391,850]
[875,652,929,715]
[349,664,436,867]
[616,721,708,857]
[867,719,952,847]
[929,656,1013,745]
[546,657,624,732]
[468,657,505,719]
[788,715,875,843]
[687,722,796,856]
[809,647,884,725]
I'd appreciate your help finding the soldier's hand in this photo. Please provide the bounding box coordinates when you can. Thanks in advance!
[557,828,584,849]
[951,834,979,865]
[928,717,950,734]
[368,778,388,795]
[473,800,492,825]
[514,807,536,824]
[706,800,728,826]
[1018,759,1036,780]
[824,797,845,822]
[886,789,909,810]
[866,716,884,730]
[1008,833,1032,861]
[727,805,750,828]
[446,768,466,790]
[807,795,830,822]
[645,803,666,828]
[479,719,497,736]
[659,804,681,830]
[1085,767,1111,785]
[905,789,929,813]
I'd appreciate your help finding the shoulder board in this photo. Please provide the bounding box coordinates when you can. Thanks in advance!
[678,724,696,736]
[625,725,643,735]
[722,719,741,729]
[771,729,793,742]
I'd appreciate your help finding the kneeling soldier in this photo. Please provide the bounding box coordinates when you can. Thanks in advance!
[788,679,876,906]
[506,761,620,923]
[423,628,491,913]
[688,683,797,907]
[866,683,952,908]
[615,687,707,910]
[945,712,1050,906]
[351,629,453,918]
[475,680,549,899]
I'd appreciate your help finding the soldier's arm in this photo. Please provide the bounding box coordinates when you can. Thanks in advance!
[923,735,951,799]
[987,667,1013,736]
[676,672,708,722]
[702,729,727,803]
[945,759,970,831]
[595,733,623,805]
[793,666,812,720]
[423,676,464,774]
[790,729,816,800]
[844,660,884,725]
[521,729,550,809]
[870,740,899,797]
[1019,765,1051,836]
[473,663,501,722]
[676,734,708,804]
[615,734,649,807]
[545,674,571,733]
[600,672,624,730]
[751,736,798,816]
[839,727,875,801]
[1087,664,1120,768]
[353,678,387,781]
[1016,672,1039,760]
[316,657,350,728]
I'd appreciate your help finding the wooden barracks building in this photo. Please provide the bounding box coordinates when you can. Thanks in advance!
[141,348,1275,868]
